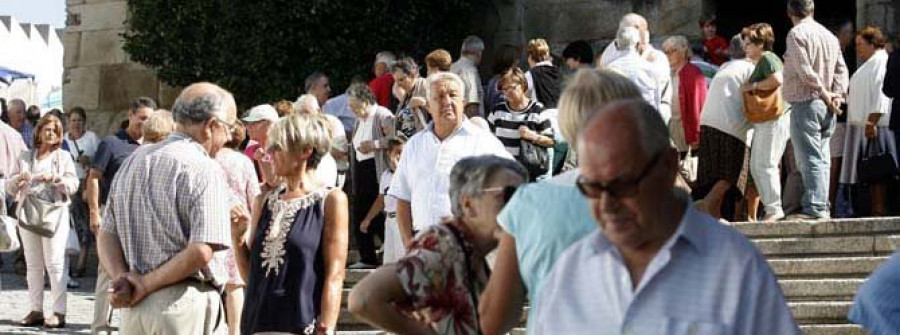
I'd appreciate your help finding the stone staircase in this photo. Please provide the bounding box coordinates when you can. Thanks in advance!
[335,217,900,334]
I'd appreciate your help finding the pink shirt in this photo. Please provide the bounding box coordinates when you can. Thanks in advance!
[783,17,849,102]
[0,121,28,179]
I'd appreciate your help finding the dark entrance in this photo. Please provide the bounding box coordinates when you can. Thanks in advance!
[712,0,857,56]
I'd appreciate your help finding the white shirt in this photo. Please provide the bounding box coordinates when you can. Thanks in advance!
[316,153,338,187]
[601,42,672,124]
[322,113,349,171]
[700,59,756,145]
[534,205,799,335]
[380,170,397,213]
[848,49,892,126]
[606,50,664,114]
[353,108,377,161]
[450,57,485,116]
[388,120,512,230]
[64,131,100,179]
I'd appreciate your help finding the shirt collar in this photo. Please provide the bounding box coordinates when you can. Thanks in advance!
[116,128,140,145]
[590,201,706,255]
[167,132,212,157]
[426,118,473,141]
[534,60,553,67]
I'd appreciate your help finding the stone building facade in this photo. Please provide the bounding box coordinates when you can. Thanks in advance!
[64,0,899,136]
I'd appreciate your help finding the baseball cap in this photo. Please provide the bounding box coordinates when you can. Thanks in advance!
[242,104,279,123]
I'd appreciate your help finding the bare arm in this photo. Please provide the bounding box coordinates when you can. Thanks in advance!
[361,194,385,229]
[479,233,526,335]
[319,190,349,331]
[348,265,435,335]
[85,169,102,234]
[231,193,265,283]
[397,200,414,248]
[98,230,129,280]
[755,71,783,91]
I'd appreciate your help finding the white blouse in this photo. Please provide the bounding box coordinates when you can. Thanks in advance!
[848,49,893,126]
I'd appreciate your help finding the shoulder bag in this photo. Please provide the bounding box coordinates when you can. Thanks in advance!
[17,152,68,238]
[742,86,784,123]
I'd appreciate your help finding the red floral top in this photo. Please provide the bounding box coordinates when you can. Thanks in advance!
[395,223,488,335]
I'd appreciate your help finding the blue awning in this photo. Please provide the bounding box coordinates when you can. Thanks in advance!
[0,65,34,85]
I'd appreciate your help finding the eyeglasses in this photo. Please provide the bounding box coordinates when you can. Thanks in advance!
[214,115,236,133]
[482,185,519,204]
[500,84,520,92]
[576,151,663,199]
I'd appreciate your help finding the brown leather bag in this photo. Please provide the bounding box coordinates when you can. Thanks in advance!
[742,88,784,123]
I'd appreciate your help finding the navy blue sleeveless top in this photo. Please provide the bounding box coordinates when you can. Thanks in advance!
[241,187,329,334]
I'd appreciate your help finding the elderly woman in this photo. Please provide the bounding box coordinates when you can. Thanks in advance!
[215,119,260,335]
[487,67,556,180]
[739,23,791,221]
[693,34,755,221]
[63,107,100,277]
[663,35,708,155]
[840,27,896,216]
[348,82,395,269]
[393,57,430,138]
[7,114,79,328]
[349,155,527,334]
[479,69,643,335]
[425,49,453,76]
[231,113,348,334]
[140,110,175,144]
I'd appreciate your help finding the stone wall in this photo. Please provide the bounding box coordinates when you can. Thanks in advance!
[63,0,176,137]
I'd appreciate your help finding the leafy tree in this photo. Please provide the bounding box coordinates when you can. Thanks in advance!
[123,0,480,107]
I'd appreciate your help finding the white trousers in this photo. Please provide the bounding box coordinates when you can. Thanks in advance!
[19,219,70,315]
[750,113,791,217]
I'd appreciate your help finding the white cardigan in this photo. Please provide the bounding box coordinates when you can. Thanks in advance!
[5,148,79,205]
[848,49,893,126]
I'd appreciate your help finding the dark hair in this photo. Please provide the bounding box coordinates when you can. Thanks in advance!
[742,23,776,52]
[386,136,406,151]
[225,120,246,149]
[68,106,87,121]
[562,40,594,65]
[787,0,814,18]
[492,44,520,76]
[0,98,6,120]
[304,71,327,93]
[698,14,717,27]
[130,97,158,113]
[858,26,887,49]
[391,57,419,77]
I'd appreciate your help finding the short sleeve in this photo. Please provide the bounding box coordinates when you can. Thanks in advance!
[182,164,231,251]
[91,138,113,174]
[497,184,528,234]
[388,140,413,201]
[395,227,459,309]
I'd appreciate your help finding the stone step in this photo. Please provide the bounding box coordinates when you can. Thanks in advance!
[790,301,853,324]
[344,269,374,287]
[753,235,899,257]
[800,324,866,335]
[780,279,863,300]
[768,256,889,278]
[732,217,900,238]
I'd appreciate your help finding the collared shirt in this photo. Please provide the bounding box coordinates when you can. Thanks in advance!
[533,205,799,335]
[388,120,512,230]
[601,43,672,123]
[0,121,28,180]
[849,251,900,334]
[92,129,141,205]
[607,51,664,115]
[848,49,892,126]
[783,17,849,103]
[16,120,34,149]
[450,57,484,116]
[101,132,231,287]
[323,93,357,135]
[700,59,756,145]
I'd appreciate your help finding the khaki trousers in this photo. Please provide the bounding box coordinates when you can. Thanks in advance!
[120,281,226,335]
[91,264,111,332]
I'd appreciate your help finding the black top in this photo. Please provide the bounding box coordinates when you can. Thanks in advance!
[885,51,900,130]
[91,129,140,205]
[530,65,561,109]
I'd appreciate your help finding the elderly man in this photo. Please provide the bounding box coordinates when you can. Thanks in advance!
[86,97,155,332]
[295,94,348,188]
[389,72,511,247]
[369,51,397,108]
[600,13,672,123]
[533,100,798,334]
[305,72,332,108]
[450,35,485,118]
[606,26,664,122]
[6,99,34,149]
[98,83,235,334]
[783,0,849,220]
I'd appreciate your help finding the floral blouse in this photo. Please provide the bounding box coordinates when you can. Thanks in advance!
[395,223,489,335]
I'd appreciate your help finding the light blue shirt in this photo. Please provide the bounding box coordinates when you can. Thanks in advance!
[322,94,356,135]
[496,170,595,334]
[849,251,900,335]
[534,204,799,335]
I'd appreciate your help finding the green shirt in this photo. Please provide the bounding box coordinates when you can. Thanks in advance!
[749,51,784,83]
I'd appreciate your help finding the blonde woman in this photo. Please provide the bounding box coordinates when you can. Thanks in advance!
[140,110,175,144]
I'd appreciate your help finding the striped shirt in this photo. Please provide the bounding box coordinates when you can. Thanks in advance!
[101,132,231,288]
[783,17,849,102]
[486,100,553,157]
[534,204,799,335]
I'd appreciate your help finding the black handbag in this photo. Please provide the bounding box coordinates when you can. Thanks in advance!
[520,139,549,179]
[858,138,899,184]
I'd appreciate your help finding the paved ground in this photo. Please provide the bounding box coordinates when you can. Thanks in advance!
[0,250,118,334]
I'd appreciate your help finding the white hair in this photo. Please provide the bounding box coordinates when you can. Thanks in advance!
[293,94,320,114]
[425,72,466,101]
[616,26,641,51]
[461,35,484,55]
[619,13,645,29]
[375,51,397,67]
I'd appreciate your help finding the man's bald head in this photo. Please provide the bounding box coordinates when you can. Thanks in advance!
[580,99,669,161]
[172,82,237,126]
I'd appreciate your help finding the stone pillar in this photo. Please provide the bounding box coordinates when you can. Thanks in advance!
[63,0,175,137]
[857,0,898,38]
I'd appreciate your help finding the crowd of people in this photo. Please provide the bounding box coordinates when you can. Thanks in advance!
[1,0,899,334]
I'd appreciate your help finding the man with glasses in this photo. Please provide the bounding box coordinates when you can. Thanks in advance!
[533,100,797,334]
[97,83,235,333]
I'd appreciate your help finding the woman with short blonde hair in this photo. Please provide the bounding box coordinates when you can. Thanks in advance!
[141,110,175,144]
[525,38,561,108]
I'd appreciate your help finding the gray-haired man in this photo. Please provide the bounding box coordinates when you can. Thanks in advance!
[98,83,236,334]
[450,35,485,118]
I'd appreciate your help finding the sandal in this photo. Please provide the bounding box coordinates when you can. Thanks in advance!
[44,313,66,329]
[20,311,43,327]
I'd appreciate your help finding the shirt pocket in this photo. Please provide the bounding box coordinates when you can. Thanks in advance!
[662,317,727,335]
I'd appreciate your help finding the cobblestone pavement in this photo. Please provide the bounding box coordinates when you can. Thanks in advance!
[0,250,118,334]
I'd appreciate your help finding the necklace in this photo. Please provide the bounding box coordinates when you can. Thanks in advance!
[259,184,329,277]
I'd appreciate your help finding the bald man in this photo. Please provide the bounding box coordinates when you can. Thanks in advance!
[533,100,797,334]
[98,83,236,334]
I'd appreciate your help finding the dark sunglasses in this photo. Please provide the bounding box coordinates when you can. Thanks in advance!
[482,185,519,203]
[576,151,663,199]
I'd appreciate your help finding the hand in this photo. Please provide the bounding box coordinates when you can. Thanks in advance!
[359,140,376,154]
[230,205,251,238]
[865,123,878,139]
[518,126,536,142]
[40,173,55,183]
[77,155,91,166]
[315,322,334,335]
[359,218,371,234]
[409,97,426,109]
[108,275,134,308]
[120,272,150,307]
[16,172,30,188]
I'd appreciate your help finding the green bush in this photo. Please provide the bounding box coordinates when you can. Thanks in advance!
[123,0,480,108]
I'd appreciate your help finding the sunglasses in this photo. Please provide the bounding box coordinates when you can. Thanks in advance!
[576,151,663,199]
[482,185,519,203]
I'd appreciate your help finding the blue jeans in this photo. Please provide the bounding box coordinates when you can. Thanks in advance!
[790,99,835,218]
